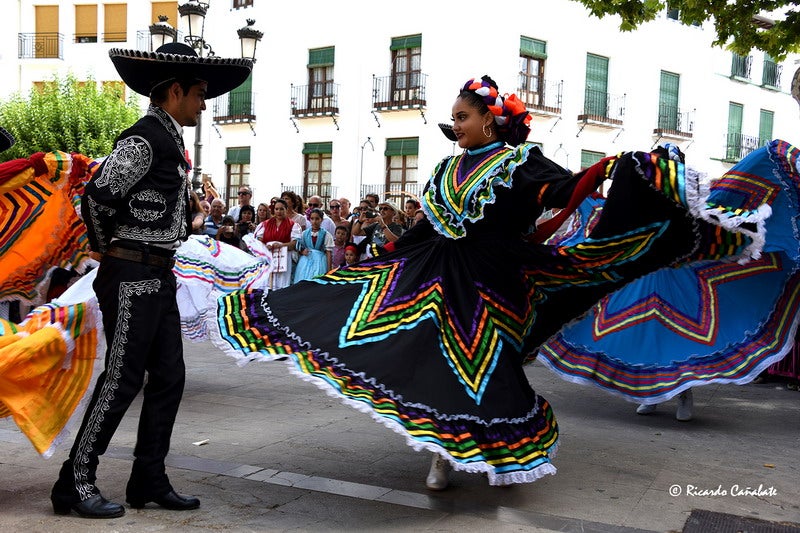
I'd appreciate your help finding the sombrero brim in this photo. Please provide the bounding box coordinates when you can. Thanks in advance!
[109,48,253,99]
[0,126,15,153]
[438,123,458,142]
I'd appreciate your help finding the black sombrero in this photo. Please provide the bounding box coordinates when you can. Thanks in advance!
[0,127,15,153]
[438,123,458,142]
[109,42,253,99]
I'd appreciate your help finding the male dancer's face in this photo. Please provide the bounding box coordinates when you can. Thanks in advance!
[174,81,208,127]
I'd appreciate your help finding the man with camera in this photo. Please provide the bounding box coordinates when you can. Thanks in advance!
[351,199,404,255]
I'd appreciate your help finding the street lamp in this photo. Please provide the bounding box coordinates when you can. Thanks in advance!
[148,15,177,51]
[237,19,263,61]
[163,1,261,193]
[178,1,210,55]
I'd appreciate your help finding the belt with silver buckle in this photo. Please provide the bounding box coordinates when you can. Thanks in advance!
[104,244,176,269]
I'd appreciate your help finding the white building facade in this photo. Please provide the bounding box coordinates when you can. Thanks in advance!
[3,0,798,208]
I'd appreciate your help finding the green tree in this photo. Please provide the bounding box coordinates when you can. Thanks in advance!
[0,73,141,162]
[574,0,800,60]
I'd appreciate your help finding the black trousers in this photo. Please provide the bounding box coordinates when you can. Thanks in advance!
[54,254,184,502]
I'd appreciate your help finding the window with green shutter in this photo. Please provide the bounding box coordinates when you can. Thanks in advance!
[585,54,608,117]
[385,137,419,198]
[726,102,743,160]
[303,142,332,201]
[391,35,422,97]
[759,109,774,146]
[390,34,421,50]
[308,46,335,67]
[384,138,419,156]
[520,36,546,59]
[302,142,333,154]
[658,71,680,130]
[762,54,780,87]
[225,147,250,164]
[580,149,605,170]
[519,37,547,108]
[225,147,251,206]
[228,74,252,117]
[307,47,335,107]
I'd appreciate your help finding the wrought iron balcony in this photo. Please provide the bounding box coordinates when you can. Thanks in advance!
[136,29,185,51]
[762,61,782,88]
[578,88,625,126]
[18,32,63,59]
[213,91,256,123]
[731,54,752,80]
[372,74,427,110]
[360,182,424,203]
[517,78,563,115]
[290,83,339,117]
[723,133,764,162]
[653,103,694,138]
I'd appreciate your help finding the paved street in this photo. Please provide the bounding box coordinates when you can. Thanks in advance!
[1,340,798,532]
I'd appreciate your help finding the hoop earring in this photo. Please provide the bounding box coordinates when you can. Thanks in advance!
[482,124,493,138]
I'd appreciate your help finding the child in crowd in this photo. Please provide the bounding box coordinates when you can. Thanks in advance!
[293,209,333,282]
[216,215,241,248]
[343,244,360,267]
[331,224,350,268]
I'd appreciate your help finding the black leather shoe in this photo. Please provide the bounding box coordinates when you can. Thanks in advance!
[52,493,125,519]
[128,490,200,510]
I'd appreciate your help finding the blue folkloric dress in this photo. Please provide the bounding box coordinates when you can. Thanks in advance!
[293,227,333,283]
[214,140,781,485]
[538,140,800,403]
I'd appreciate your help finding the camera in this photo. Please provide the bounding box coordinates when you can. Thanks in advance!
[364,210,378,218]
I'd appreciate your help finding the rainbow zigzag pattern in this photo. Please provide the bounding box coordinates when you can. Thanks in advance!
[0,151,96,303]
[218,285,559,476]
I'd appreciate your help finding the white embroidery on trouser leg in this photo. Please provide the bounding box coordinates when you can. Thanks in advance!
[72,279,161,500]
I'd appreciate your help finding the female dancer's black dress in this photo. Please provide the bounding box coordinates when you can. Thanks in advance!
[215,141,751,485]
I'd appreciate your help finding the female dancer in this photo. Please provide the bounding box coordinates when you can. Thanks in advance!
[216,76,762,488]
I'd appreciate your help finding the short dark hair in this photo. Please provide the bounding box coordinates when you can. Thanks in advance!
[150,78,202,105]
[238,204,256,221]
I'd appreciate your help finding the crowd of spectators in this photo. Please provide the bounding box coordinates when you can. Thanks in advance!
[194,180,425,284]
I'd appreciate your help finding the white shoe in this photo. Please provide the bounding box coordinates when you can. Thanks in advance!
[675,390,693,421]
[636,403,657,415]
[425,453,451,491]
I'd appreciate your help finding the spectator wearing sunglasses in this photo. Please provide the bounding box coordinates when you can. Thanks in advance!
[352,200,403,252]
[227,185,252,222]
[328,198,350,229]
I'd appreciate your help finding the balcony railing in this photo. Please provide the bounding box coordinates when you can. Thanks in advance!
[278,184,339,205]
[360,182,424,202]
[372,73,427,110]
[578,88,625,125]
[731,54,752,80]
[762,61,782,88]
[18,32,63,59]
[213,91,256,123]
[291,83,339,117]
[136,29,185,51]
[517,78,563,115]
[723,133,764,162]
[654,103,694,137]
[102,31,127,43]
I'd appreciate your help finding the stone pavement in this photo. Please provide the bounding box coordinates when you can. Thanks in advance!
[1,340,798,532]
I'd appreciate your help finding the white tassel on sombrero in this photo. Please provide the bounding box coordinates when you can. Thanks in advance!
[109,42,253,99]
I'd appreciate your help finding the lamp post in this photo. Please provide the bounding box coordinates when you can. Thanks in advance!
[156,1,262,193]
[148,15,177,50]
[359,137,374,200]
